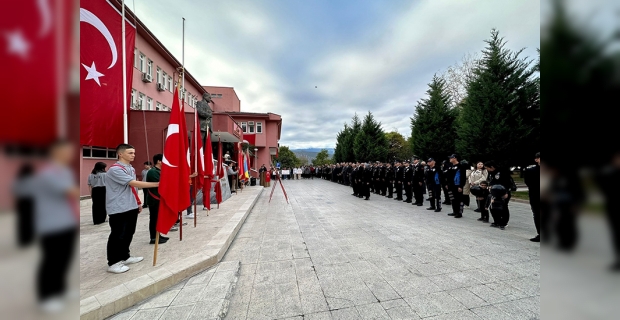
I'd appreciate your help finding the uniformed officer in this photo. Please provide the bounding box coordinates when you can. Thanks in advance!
[441,160,453,206]
[447,154,467,218]
[385,163,394,198]
[403,160,413,203]
[362,163,372,200]
[412,156,425,206]
[425,158,442,212]
[394,161,403,201]
[485,160,512,229]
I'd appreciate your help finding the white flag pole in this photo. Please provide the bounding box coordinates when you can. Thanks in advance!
[122,0,128,143]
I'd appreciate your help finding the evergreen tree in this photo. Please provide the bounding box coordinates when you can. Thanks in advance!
[333,124,349,163]
[354,112,388,162]
[456,29,539,167]
[410,75,459,161]
[347,114,362,162]
[313,149,332,166]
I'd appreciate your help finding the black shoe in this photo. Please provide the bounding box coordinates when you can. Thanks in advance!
[150,237,169,244]
[395,198,402,201]
[434,208,442,212]
[447,213,456,216]
[416,203,423,206]
[482,219,489,223]
[530,235,540,242]
[427,207,436,210]
[454,215,462,218]
[474,208,481,212]
[477,218,484,221]
[490,223,498,228]
[142,205,148,208]
[499,226,505,230]
[405,200,412,203]
[364,198,369,200]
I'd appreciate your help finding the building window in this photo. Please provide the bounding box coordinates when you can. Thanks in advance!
[241,122,247,133]
[248,121,255,133]
[156,102,161,111]
[138,93,145,109]
[156,67,161,84]
[168,76,173,92]
[139,53,145,72]
[257,122,262,133]
[131,89,136,104]
[147,59,153,76]
[83,146,118,159]
[162,72,167,87]
[147,97,153,110]
[134,48,138,68]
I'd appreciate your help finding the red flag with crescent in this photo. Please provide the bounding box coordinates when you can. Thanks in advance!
[203,130,213,210]
[157,86,190,234]
[191,110,204,191]
[79,0,135,148]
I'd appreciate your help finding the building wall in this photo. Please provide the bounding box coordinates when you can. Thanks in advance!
[203,86,240,112]
[132,33,203,113]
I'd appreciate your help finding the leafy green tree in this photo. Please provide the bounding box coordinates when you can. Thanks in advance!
[410,75,459,161]
[275,146,300,168]
[354,112,389,162]
[385,131,413,161]
[456,29,539,168]
[313,149,332,166]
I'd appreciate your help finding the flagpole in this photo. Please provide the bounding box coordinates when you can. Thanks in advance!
[193,108,198,228]
[153,233,159,266]
[122,0,128,143]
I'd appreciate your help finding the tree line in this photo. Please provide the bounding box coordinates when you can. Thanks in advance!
[332,29,540,168]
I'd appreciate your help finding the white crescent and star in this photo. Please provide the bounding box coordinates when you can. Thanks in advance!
[4,29,31,60]
[37,0,52,38]
[163,124,179,167]
[79,7,119,86]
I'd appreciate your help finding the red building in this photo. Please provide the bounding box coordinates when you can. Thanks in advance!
[79,1,281,196]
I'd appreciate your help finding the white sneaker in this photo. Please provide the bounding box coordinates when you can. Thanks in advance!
[186,213,195,219]
[169,225,179,232]
[202,207,208,211]
[107,261,129,274]
[40,297,65,313]
[123,256,144,265]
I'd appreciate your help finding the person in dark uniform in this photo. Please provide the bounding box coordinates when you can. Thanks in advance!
[394,161,403,201]
[474,181,491,222]
[380,163,387,196]
[403,161,413,203]
[412,156,425,206]
[425,158,443,212]
[362,163,372,200]
[524,152,541,242]
[357,164,365,198]
[596,150,620,271]
[351,163,359,197]
[485,160,512,229]
[385,163,394,198]
[442,160,452,205]
[447,154,467,218]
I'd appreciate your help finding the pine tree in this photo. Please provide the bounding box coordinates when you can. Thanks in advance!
[354,112,388,162]
[456,29,539,167]
[410,75,459,161]
[333,124,350,163]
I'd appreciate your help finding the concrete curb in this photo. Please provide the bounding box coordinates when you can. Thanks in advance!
[79,188,263,320]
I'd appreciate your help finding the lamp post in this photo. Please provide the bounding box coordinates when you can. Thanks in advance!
[254,148,258,178]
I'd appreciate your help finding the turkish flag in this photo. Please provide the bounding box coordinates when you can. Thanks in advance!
[215,138,223,207]
[1,0,74,147]
[79,0,135,148]
[157,87,190,234]
[237,142,244,181]
[203,130,213,210]
[191,110,204,191]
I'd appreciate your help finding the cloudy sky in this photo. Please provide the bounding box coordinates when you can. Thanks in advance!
[134,0,539,149]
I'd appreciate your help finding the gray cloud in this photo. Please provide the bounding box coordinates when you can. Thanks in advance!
[135,0,539,149]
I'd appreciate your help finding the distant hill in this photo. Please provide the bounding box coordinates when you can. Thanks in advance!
[291,148,334,162]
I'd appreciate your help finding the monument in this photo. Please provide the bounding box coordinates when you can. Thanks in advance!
[197,92,213,144]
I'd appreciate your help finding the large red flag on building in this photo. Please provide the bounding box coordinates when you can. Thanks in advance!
[157,86,190,234]
[79,0,135,148]
[203,130,213,210]
[191,110,204,191]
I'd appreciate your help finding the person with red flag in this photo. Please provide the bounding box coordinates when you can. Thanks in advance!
[156,85,190,238]
[105,144,159,274]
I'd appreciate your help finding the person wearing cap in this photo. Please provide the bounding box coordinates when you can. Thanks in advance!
[524,152,541,242]
[485,160,513,229]
[441,160,453,206]
[362,163,372,200]
[394,161,404,201]
[447,154,467,218]
[412,156,425,206]
[385,162,394,198]
[403,160,413,203]
[425,158,443,212]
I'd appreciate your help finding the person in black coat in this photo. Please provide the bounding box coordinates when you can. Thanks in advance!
[412,156,425,206]
[485,160,513,229]
[385,163,394,198]
[362,164,372,200]
[447,154,467,218]
[403,161,413,203]
[394,162,403,200]
[442,160,453,205]
[425,158,443,212]
[524,152,541,242]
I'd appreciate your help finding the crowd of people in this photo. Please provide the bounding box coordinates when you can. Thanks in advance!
[292,153,541,242]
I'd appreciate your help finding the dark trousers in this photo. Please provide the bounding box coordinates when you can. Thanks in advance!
[387,182,394,197]
[142,188,149,207]
[363,183,370,199]
[413,183,424,204]
[16,196,34,247]
[107,208,139,266]
[478,197,489,220]
[489,194,511,226]
[149,200,159,240]
[450,186,464,216]
[38,228,76,301]
[443,185,452,204]
[404,183,412,201]
[530,196,540,235]
[395,182,403,199]
[429,185,442,209]
[463,194,470,206]
[92,187,107,225]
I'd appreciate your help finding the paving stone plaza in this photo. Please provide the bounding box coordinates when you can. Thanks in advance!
[110,178,539,319]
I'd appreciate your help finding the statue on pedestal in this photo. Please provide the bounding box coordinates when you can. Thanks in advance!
[197,92,213,143]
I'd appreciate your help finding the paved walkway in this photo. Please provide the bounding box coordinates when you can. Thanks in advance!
[122,179,540,319]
